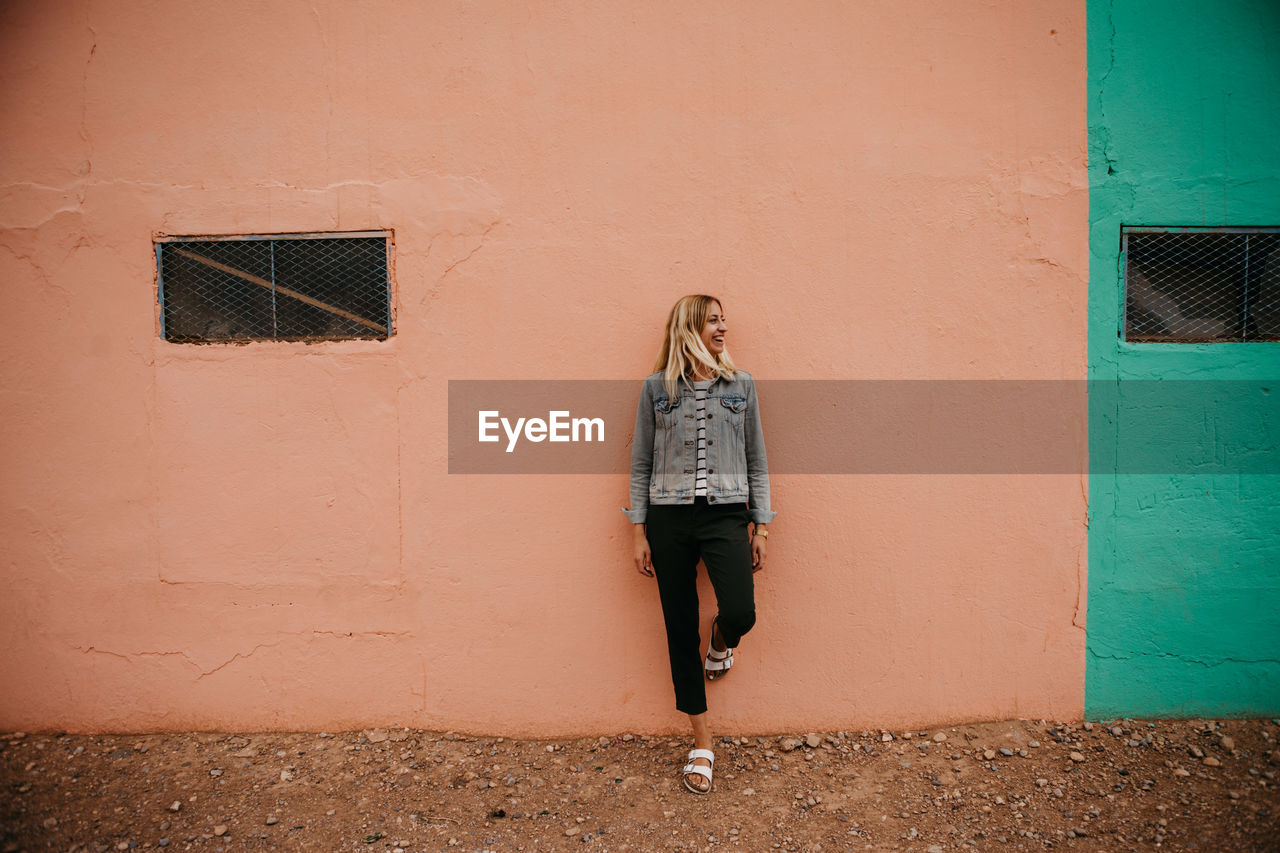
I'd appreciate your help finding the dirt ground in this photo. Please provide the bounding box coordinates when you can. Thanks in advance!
[2,718,1277,853]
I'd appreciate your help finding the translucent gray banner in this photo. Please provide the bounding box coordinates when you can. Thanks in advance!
[447,380,1279,474]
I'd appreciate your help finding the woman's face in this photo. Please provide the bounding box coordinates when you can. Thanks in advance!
[700,301,727,356]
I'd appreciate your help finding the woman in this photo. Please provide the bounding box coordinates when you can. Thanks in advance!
[623,294,775,794]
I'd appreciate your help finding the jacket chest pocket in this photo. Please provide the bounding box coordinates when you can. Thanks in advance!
[654,395,682,430]
[719,395,747,431]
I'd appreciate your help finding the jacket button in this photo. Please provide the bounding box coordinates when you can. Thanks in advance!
[706,413,713,419]
[707,439,713,445]
[708,468,715,474]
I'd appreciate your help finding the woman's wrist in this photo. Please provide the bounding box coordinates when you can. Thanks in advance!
[753,525,768,538]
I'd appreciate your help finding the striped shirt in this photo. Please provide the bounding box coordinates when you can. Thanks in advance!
[692,380,712,496]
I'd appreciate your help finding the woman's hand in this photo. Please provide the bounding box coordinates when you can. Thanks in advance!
[751,526,768,572]
[634,524,654,577]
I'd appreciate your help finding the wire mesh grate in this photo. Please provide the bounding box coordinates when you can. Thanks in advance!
[158,234,390,342]
[1123,228,1280,342]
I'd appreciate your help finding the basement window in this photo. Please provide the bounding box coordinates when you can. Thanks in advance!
[1122,227,1280,342]
[156,232,391,342]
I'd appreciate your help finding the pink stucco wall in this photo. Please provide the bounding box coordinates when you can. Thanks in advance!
[0,1,1088,734]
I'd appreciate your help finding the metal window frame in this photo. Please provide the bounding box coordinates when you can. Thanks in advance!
[155,230,394,342]
[1119,225,1280,343]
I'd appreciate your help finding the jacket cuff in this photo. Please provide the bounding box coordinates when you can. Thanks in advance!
[622,506,647,524]
[749,507,776,524]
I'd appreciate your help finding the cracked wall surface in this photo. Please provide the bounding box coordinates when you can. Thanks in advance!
[1085,0,1280,717]
[1,0,1087,733]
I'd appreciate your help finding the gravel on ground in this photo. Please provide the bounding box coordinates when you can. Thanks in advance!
[2,718,1278,852]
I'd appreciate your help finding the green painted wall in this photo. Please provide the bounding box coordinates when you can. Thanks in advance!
[1086,0,1280,717]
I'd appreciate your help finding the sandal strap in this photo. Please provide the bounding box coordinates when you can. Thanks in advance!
[704,648,734,671]
[686,748,715,763]
[682,762,713,780]
[705,645,732,661]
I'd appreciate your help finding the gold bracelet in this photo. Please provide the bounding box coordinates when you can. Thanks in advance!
[753,528,768,538]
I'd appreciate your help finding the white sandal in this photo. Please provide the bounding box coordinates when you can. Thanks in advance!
[704,618,734,681]
[682,748,715,794]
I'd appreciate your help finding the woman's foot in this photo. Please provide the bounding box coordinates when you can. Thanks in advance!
[682,748,715,794]
[704,618,734,681]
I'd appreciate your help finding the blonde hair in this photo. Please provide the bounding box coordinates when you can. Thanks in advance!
[654,295,738,398]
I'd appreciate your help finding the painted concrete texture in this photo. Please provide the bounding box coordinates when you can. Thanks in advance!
[1086,0,1280,717]
[0,1,1087,733]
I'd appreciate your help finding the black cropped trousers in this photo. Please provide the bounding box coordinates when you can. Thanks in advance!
[646,498,756,716]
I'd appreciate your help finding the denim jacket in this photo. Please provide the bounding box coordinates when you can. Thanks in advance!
[623,370,776,525]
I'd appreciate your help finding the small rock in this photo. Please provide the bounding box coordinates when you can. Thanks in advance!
[1174,768,1191,777]
[780,738,802,752]
[366,729,389,743]
[983,750,997,760]
[42,817,57,830]
[928,846,945,853]
[932,732,947,742]
[1109,726,1123,737]
[805,733,822,749]
[1220,736,1236,751]
[158,839,169,848]
[1204,756,1221,767]
[1070,752,1086,763]
[564,826,579,837]
[213,825,228,837]
[999,748,1014,757]
[881,733,893,742]
[280,768,295,782]
[209,768,223,777]
[168,801,182,812]
[265,816,278,826]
